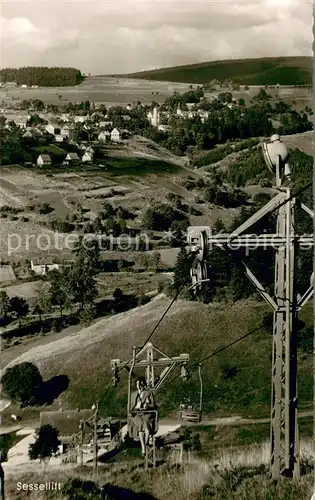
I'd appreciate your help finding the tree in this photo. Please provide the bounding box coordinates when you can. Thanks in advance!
[79,304,96,326]
[0,290,10,323]
[113,288,124,301]
[29,425,61,463]
[173,247,193,292]
[34,283,52,317]
[33,304,43,323]
[9,296,29,327]
[70,262,98,310]
[1,362,43,406]
[49,269,72,317]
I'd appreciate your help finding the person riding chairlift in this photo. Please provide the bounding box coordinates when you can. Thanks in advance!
[130,377,157,456]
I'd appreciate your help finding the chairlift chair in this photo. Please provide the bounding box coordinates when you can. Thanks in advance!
[179,364,203,423]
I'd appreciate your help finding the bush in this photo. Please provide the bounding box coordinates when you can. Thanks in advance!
[29,424,61,462]
[39,203,54,215]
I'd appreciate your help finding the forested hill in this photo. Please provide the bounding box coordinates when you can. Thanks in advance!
[125,57,312,85]
[0,67,84,87]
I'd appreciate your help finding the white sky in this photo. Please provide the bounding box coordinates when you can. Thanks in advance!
[0,0,313,74]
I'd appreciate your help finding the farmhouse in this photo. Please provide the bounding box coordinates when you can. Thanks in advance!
[45,124,61,135]
[98,131,110,142]
[74,115,88,123]
[82,150,94,163]
[55,134,65,143]
[39,410,118,457]
[31,259,59,275]
[60,126,71,138]
[37,154,52,167]
[158,124,171,132]
[64,152,80,165]
[99,121,113,129]
[15,117,28,129]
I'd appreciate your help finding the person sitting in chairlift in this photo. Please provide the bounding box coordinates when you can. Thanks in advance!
[130,377,157,456]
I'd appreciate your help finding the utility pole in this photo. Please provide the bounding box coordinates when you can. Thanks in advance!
[92,403,99,475]
[187,135,314,479]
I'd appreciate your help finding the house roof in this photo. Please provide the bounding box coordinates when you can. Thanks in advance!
[0,265,16,283]
[38,154,51,161]
[40,410,94,437]
[66,152,80,160]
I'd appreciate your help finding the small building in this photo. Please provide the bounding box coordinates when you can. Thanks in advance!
[15,117,28,129]
[45,123,60,135]
[37,154,52,167]
[64,152,80,165]
[55,134,64,143]
[60,126,71,138]
[31,259,59,275]
[39,410,117,456]
[99,121,113,129]
[110,128,122,142]
[23,130,33,139]
[158,124,171,132]
[74,115,87,123]
[82,150,94,163]
[98,131,110,142]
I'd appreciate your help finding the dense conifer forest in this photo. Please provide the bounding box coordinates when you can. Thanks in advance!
[0,67,84,86]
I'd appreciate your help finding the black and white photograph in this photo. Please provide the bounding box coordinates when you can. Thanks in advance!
[0,1,313,498]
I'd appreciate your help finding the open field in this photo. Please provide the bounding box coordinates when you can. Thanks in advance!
[126,56,312,85]
[0,128,312,262]
[0,75,311,112]
[0,137,231,261]
[0,76,191,106]
[2,295,313,421]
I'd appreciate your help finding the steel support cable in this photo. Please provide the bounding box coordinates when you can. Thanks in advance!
[162,324,265,391]
[99,182,311,409]
[98,281,189,407]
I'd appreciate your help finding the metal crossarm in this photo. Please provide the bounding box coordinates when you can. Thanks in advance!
[187,183,314,479]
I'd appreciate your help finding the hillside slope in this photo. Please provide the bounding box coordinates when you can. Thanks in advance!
[126,57,312,85]
[4,295,313,419]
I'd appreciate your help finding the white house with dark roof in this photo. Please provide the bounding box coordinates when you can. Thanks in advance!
[64,152,80,165]
[110,128,122,142]
[82,150,94,163]
[31,259,59,275]
[45,123,60,135]
[74,115,88,123]
[37,154,52,167]
[60,126,71,138]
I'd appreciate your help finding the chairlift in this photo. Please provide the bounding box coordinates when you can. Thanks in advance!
[179,364,203,423]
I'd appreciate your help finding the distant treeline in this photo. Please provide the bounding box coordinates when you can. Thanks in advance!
[0,67,84,87]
